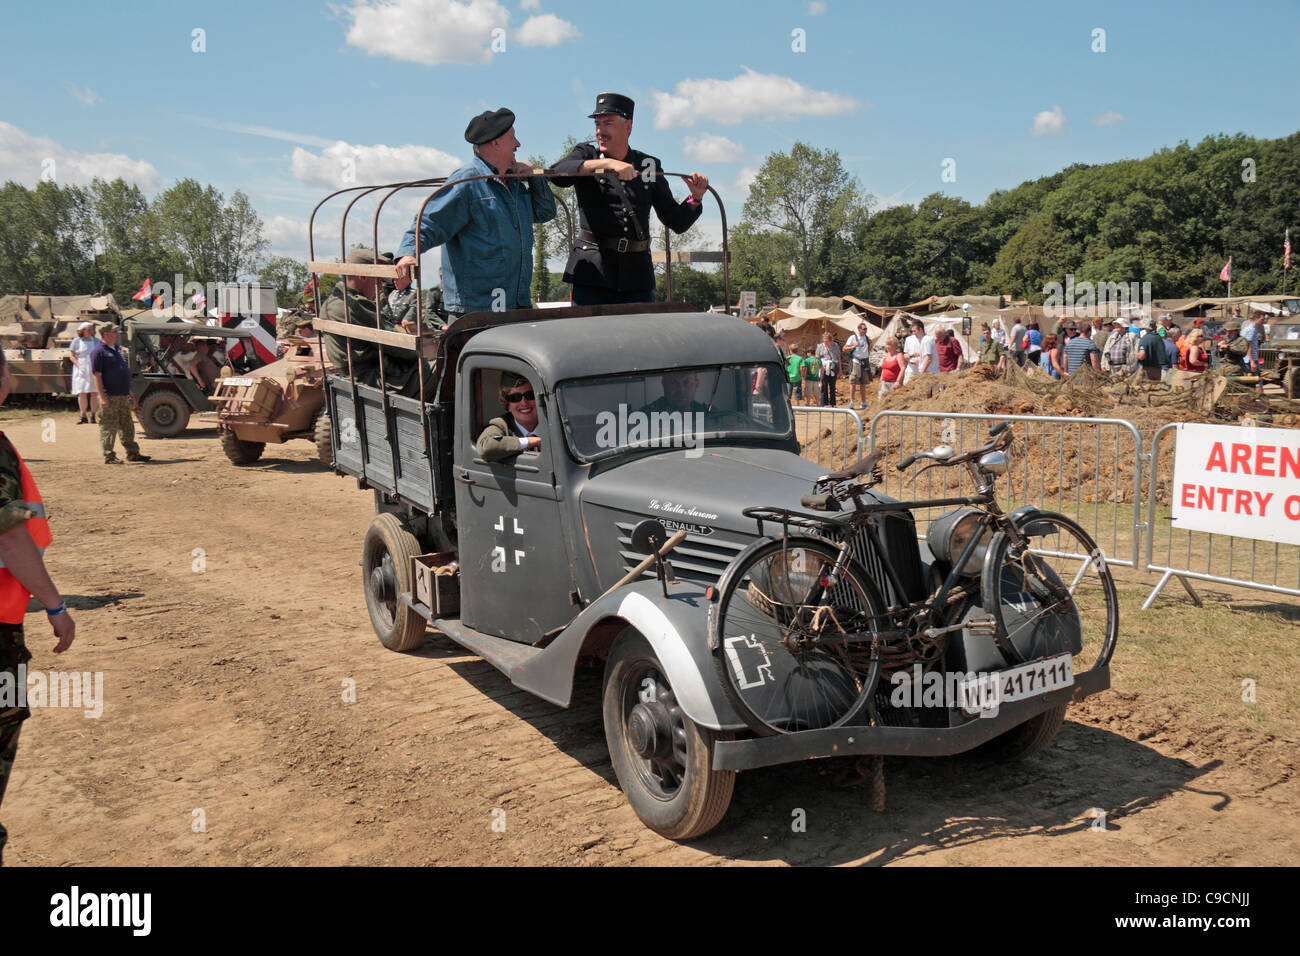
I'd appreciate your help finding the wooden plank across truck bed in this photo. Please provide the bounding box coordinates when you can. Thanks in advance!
[329,376,437,513]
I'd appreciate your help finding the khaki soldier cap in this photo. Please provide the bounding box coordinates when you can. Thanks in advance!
[345,247,381,265]
[99,322,120,334]
[1224,320,1242,332]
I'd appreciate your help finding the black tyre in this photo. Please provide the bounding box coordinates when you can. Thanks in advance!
[711,536,885,736]
[982,512,1119,676]
[603,628,735,840]
[975,702,1068,762]
[137,389,191,438]
[1285,366,1300,400]
[314,413,333,467]
[220,431,265,465]
[362,513,426,652]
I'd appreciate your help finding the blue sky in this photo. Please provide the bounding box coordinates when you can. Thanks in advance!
[3,0,1297,267]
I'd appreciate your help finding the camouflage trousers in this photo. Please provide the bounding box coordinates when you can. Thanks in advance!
[100,395,140,461]
[0,624,30,867]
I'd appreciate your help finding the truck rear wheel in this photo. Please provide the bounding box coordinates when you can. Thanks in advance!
[363,513,427,652]
[314,414,333,467]
[138,389,191,438]
[603,627,735,840]
[220,431,265,465]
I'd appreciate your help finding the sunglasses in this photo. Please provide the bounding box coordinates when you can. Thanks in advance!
[506,389,535,403]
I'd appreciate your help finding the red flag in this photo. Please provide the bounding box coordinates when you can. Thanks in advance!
[303,277,317,297]
[1286,230,1291,271]
[132,277,152,302]
[1219,259,1231,282]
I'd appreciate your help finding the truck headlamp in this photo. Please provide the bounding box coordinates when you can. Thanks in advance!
[926,508,992,576]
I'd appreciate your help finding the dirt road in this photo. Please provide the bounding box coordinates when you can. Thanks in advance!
[4,408,1296,865]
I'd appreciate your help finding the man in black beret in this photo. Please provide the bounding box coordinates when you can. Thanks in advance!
[395,107,556,317]
[550,93,709,305]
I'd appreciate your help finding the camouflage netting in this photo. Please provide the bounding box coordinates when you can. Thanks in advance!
[795,364,1299,505]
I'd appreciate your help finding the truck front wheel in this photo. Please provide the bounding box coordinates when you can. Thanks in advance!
[603,628,735,840]
[362,513,426,651]
[974,702,1067,761]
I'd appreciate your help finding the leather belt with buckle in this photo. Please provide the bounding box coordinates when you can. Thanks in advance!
[580,230,650,254]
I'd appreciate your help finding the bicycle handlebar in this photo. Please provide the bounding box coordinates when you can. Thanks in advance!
[893,424,1013,475]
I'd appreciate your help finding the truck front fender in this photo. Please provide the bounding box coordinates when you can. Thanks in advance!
[513,580,746,731]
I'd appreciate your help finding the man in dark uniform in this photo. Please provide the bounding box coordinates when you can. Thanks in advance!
[551,93,709,305]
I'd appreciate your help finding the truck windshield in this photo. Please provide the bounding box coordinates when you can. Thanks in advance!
[557,363,793,462]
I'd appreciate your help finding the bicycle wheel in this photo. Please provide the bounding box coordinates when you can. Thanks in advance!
[711,536,885,736]
[982,512,1118,676]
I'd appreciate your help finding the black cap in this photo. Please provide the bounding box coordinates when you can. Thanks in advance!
[464,108,515,145]
[588,92,634,121]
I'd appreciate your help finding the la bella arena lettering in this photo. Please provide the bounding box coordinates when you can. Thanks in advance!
[1170,423,1300,546]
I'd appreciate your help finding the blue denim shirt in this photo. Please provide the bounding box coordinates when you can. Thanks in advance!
[397,156,557,314]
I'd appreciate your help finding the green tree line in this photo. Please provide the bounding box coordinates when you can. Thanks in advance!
[0,177,271,305]
[656,131,1300,309]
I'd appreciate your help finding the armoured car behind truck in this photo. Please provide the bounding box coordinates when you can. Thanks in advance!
[322,304,1118,840]
[213,332,333,466]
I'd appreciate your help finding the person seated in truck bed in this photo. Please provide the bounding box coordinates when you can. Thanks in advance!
[476,375,541,461]
[321,247,434,400]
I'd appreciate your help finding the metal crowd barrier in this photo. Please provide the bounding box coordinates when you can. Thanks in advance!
[1142,422,1300,607]
[867,411,1145,570]
[793,405,865,473]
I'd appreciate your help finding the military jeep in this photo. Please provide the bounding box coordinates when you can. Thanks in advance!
[124,319,265,438]
[1260,311,1300,398]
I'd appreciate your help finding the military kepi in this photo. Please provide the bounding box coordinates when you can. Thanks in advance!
[588,92,634,121]
[464,108,515,145]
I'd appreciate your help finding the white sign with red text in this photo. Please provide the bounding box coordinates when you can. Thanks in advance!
[1170,422,1300,546]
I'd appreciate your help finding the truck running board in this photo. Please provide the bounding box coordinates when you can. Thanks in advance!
[400,592,549,687]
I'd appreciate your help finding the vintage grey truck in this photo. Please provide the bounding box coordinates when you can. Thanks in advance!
[318,302,1118,840]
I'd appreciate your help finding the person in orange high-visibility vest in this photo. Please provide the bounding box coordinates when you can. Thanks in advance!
[0,349,75,865]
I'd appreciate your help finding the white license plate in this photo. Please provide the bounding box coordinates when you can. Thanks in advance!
[957,653,1074,713]
[221,377,256,388]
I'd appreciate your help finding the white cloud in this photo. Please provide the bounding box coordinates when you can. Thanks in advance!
[1031,105,1066,136]
[682,133,744,163]
[807,1,827,14]
[520,0,540,7]
[264,215,308,249]
[516,13,579,46]
[652,68,858,129]
[0,121,160,190]
[344,0,508,66]
[290,141,463,187]
[66,84,101,106]
[1093,110,1125,126]
[735,166,760,193]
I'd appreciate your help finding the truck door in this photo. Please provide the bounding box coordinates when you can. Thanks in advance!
[453,360,579,644]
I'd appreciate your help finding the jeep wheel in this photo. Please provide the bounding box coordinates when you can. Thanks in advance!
[1286,367,1300,400]
[220,431,265,465]
[137,390,191,438]
[974,702,1067,761]
[362,513,426,652]
[314,413,333,467]
[603,627,735,840]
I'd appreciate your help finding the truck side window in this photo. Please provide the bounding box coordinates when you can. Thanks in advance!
[474,368,542,463]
